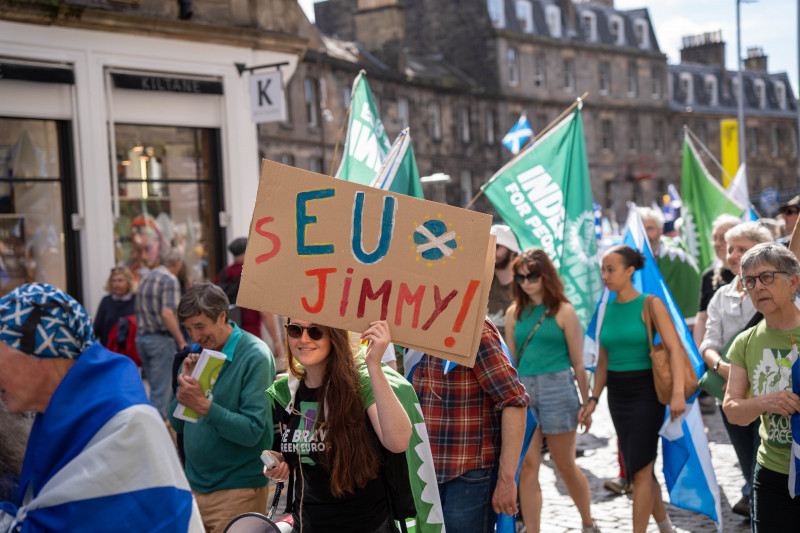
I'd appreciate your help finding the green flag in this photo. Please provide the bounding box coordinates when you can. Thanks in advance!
[481,107,601,327]
[336,72,424,198]
[681,134,744,272]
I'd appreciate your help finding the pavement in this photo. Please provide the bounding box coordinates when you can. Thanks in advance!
[267,393,752,533]
[535,392,751,533]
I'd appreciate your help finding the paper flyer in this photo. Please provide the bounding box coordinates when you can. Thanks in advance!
[172,348,227,422]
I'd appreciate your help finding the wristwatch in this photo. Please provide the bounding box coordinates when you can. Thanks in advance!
[587,396,599,404]
[713,359,722,372]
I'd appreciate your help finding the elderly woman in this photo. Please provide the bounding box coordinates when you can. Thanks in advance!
[699,222,773,517]
[94,266,137,347]
[723,243,800,531]
[693,214,741,347]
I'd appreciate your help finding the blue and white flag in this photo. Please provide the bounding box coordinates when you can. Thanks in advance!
[501,113,533,155]
[788,340,800,497]
[663,183,682,223]
[623,205,721,531]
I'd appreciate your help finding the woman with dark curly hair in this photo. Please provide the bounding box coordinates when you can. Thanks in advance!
[262,318,411,532]
[505,248,598,533]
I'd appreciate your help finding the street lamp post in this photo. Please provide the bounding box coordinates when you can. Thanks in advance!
[737,0,746,169]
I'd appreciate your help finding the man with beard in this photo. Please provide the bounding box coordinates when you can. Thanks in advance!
[487,225,521,339]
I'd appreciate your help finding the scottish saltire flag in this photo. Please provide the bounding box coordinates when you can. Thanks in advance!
[663,184,682,223]
[370,128,424,198]
[681,134,744,272]
[621,206,721,530]
[583,286,609,371]
[502,113,533,154]
[789,340,800,497]
[0,343,203,532]
[335,72,423,199]
[482,105,602,328]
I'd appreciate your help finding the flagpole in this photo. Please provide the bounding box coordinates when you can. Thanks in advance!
[685,126,733,184]
[465,92,589,210]
[328,69,365,176]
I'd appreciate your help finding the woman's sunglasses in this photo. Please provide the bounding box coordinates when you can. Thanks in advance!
[285,323,325,340]
[514,273,541,285]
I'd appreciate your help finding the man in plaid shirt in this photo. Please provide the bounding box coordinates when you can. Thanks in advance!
[413,317,529,532]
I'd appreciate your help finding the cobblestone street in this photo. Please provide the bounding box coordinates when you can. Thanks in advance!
[537,393,751,533]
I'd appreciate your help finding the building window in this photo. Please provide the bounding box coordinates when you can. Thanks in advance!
[534,53,546,88]
[460,170,473,207]
[651,66,662,99]
[748,127,759,155]
[485,109,495,145]
[628,115,639,151]
[627,61,638,97]
[600,119,613,151]
[582,11,597,42]
[429,103,442,141]
[398,97,409,129]
[598,61,610,94]
[771,126,780,157]
[775,81,787,110]
[545,5,562,38]
[309,157,322,174]
[487,0,504,28]
[754,79,766,109]
[705,75,718,106]
[634,19,650,48]
[680,72,694,105]
[564,58,575,92]
[653,118,663,152]
[458,107,470,144]
[508,47,520,86]
[343,84,351,111]
[609,15,624,46]
[280,154,294,166]
[304,78,319,128]
[516,0,533,33]
[791,128,798,157]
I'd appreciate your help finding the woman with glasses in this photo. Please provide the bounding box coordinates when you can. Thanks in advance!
[723,243,800,531]
[262,318,411,532]
[699,222,773,518]
[504,248,599,533]
[94,266,137,346]
[579,244,686,533]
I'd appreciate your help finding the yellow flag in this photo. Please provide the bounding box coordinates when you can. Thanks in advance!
[720,119,738,187]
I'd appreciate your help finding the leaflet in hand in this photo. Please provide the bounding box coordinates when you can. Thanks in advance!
[173,348,227,422]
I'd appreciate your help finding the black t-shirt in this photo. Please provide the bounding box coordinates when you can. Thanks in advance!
[275,381,390,533]
[698,266,735,312]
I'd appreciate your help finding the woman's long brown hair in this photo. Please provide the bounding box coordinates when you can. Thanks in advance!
[511,248,569,319]
[285,321,381,497]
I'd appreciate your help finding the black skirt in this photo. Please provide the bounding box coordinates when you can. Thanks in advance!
[607,369,665,480]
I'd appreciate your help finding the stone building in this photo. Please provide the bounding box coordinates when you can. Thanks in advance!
[0,0,312,309]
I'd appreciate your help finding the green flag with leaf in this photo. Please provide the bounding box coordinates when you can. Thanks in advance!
[481,106,601,327]
[336,71,423,198]
[681,133,744,272]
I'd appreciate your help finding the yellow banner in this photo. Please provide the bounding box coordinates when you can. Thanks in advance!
[720,119,739,187]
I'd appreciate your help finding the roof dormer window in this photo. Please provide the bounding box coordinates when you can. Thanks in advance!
[516,0,534,33]
[609,15,624,46]
[753,78,766,109]
[488,0,505,29]
[679,72,694,105]
[546,5,562,38]
[775,80,787,110]
[704,75,718,106]
[582,11,597,42]
[634,19,650,49]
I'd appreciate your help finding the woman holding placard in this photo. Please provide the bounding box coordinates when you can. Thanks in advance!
[504,248,599,533]
[262,318,411,532]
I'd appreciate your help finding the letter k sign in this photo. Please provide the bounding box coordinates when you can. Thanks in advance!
[250,70,286,124]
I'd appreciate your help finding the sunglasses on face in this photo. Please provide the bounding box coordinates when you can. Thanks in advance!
[514,273,541,285]
[784,208,800,216]
[285,323,325,340]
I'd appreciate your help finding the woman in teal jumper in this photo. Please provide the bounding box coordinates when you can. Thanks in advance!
[505,248,599,533]
[580,244,686,533]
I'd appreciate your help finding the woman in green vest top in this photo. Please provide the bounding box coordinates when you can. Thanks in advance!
[580,244,686,533]
[505,248,599,533]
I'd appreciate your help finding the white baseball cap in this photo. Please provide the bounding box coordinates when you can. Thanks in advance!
[490,224,520,254]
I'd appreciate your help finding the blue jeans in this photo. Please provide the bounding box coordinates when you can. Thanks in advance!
[136,333,178,419]
[438,468,498,533]
[719,405,760,497]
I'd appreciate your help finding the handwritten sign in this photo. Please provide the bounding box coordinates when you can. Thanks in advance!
[238,159,495,367]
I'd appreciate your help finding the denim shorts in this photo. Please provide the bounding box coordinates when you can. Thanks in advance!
[521,369,580,434]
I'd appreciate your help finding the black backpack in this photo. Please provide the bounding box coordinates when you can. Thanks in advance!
[382,448,416,532]
[217,267,241,305]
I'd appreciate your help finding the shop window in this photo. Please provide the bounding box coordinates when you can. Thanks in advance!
[0,117,74,297]
[114,124,222,285]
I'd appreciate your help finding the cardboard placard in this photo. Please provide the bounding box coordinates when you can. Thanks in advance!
[238,160,495,367]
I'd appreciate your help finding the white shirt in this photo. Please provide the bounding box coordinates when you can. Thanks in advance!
[699,276,757,356]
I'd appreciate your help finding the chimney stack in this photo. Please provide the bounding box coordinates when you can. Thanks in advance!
[680,30,725,67]
[744,47,768,72]
[353,0,405,70]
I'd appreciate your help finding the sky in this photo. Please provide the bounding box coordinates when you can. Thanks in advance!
[298,0,798,93]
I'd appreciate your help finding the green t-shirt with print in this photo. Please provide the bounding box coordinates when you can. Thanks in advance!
[727,321,800,475]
